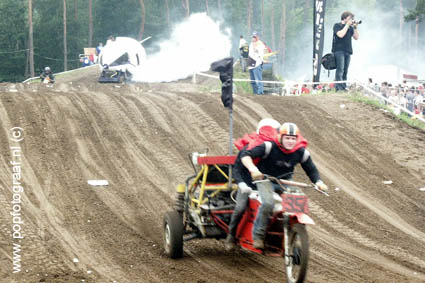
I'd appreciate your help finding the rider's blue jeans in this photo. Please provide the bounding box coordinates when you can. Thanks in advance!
[228,184,250,237]
[253,180,277,241]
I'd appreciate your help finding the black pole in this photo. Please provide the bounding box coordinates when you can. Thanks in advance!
[210,57,234,188]
[313,0,327,86]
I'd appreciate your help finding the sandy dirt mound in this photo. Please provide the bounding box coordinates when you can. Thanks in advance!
[0,68,424,283]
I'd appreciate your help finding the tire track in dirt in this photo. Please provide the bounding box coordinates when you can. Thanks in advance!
[12,89,160,282]
[62,92,173,238]
[99,90,195,223]
[310,227,425,282]
[0,93,72,279]
[235,95,279,123]
[308,200,425,273]
[173,92,233,153]
[313,152,425,244]
[61,89,191,258]
[124,91,195,181]
[47,90,173,282]
[59,93,149,233]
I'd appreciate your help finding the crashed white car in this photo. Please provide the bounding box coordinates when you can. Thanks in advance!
[98,37,146,83]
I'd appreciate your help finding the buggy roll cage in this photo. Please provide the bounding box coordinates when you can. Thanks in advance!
[184,154,238,211]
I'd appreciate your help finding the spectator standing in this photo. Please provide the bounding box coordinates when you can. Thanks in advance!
[414,91,424,114]
[301,84,311,94]
[332,11,359,91]
[239,36,249,72]
[96,42,103,55]
[399,93,408,109]
[239,35,247,48]
[248,32,265,95]
[96,42,104,62]
[402,80,408,90]
[380,82,389,97]
[388,87,400,105]
[406,88,416,113]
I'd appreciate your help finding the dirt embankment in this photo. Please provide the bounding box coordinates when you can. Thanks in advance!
[0,69,424,283]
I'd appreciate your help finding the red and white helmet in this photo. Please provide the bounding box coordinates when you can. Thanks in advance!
[279,122,299,137]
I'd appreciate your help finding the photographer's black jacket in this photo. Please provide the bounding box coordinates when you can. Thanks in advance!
[332,23,354,54]
[233,141,321,189]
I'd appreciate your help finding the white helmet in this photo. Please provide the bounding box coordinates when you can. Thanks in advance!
[44,66,51,73]
[256,118,280,134]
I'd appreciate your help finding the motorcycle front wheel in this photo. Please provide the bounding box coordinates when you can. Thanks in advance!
[284,223,309,283]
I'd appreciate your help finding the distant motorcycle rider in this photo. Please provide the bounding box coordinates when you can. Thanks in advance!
[40,66,55,83]
[226,122,328,250]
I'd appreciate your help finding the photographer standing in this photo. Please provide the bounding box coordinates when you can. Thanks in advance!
[332,11,359,91]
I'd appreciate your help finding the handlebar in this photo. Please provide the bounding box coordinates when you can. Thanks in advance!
[253,175,329,196]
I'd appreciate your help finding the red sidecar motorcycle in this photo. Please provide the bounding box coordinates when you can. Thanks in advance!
[163,152,325,283]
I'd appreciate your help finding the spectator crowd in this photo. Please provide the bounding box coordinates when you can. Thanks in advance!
[370,79,425,117]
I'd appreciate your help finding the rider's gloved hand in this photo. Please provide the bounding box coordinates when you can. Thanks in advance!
[238,182,253,194]
[250,169,264,181]
[315,180,328,192]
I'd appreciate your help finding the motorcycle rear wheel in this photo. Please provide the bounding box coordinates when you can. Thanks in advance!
[284,224,309,283]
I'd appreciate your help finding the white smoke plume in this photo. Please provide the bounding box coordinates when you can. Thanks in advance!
[133,13,231,83]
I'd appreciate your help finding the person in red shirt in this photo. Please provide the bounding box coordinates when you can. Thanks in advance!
[301,84,311,94]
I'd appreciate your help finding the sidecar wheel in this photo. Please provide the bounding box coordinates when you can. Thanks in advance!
[163,211,184,259]
[284,224,309,283]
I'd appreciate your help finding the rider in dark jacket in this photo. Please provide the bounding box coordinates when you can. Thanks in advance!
[40,67,55,83]
[225,123,328,250]
[225,119,280,251]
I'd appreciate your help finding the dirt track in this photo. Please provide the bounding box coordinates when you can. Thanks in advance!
[0,67,425,283]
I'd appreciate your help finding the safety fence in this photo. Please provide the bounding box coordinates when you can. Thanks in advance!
[195,72,425,124]
[194,71,352,96]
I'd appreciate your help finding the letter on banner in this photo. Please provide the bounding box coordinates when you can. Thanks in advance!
[313,0,326,85]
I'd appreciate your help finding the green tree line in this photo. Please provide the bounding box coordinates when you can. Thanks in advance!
[0,0,423,82]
